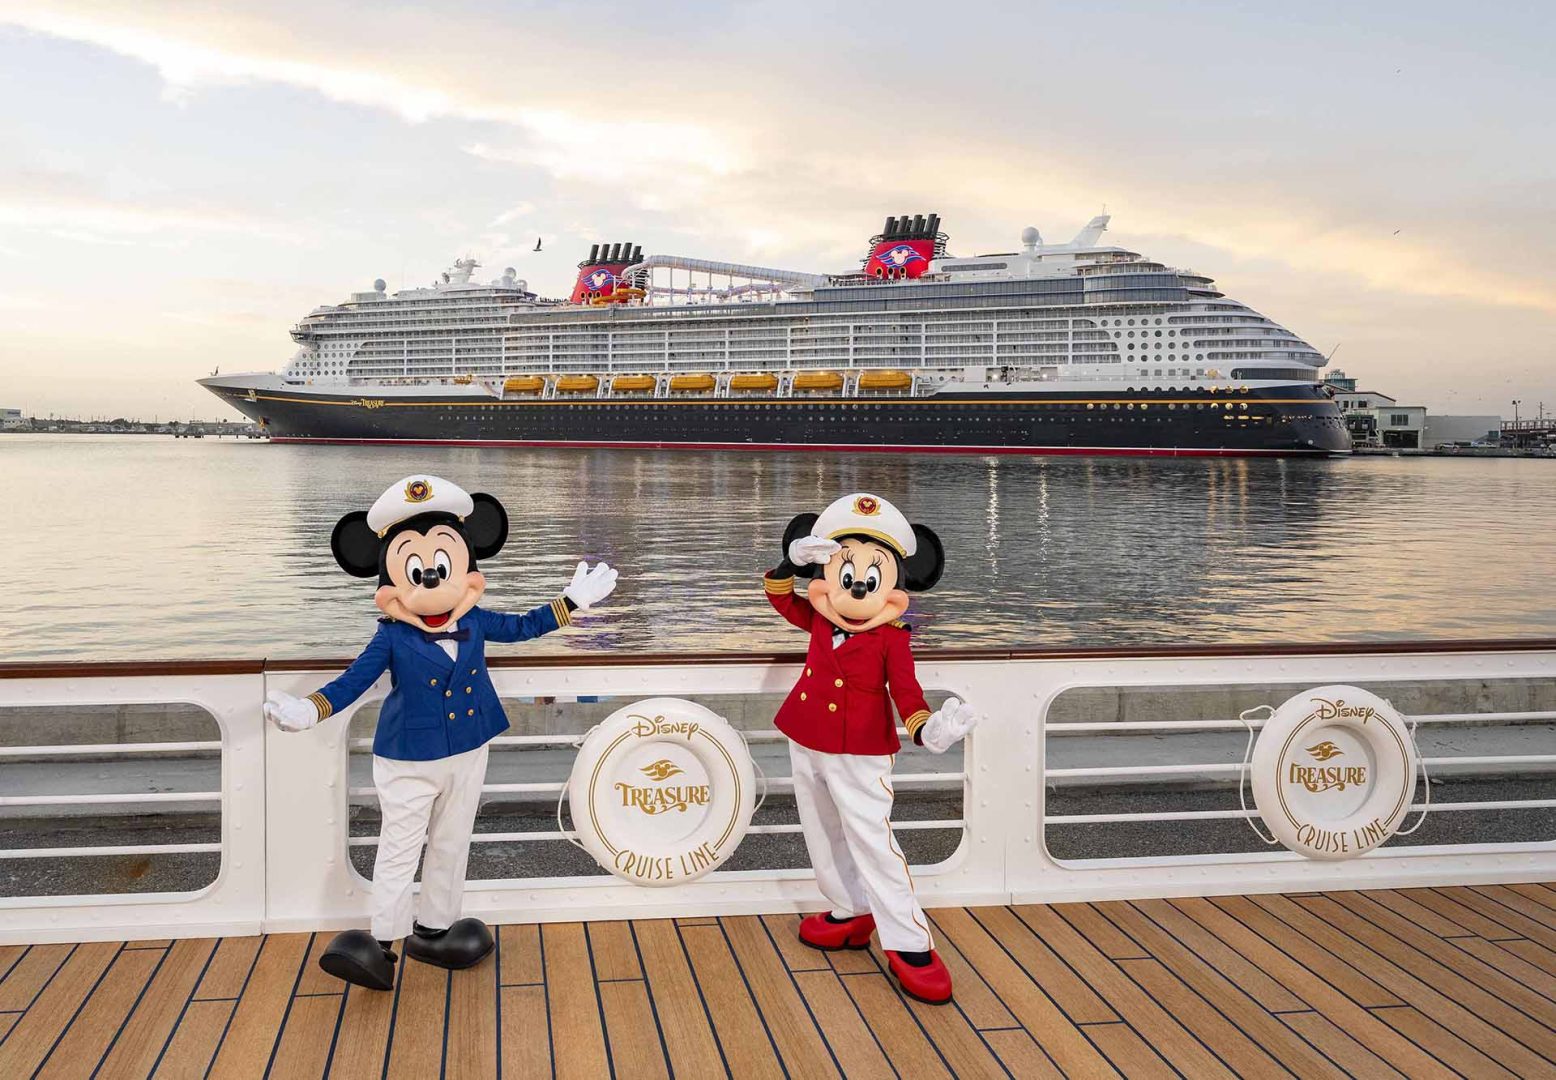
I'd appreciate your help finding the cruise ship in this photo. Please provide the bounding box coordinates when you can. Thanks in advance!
[199,214,1351,456]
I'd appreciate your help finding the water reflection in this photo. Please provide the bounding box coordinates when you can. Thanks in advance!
[8,435,1556,660]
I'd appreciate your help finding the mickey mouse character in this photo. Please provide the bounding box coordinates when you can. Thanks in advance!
[264,474,618,991]
[765,493,978,1004]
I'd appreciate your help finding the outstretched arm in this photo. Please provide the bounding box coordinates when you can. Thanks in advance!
[481,560,618,642]
[266,623,393,730]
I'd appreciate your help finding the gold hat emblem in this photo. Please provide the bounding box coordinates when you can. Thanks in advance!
[1306,741,1343,761]
[640,759,684,781]
[854,495,881,516]
[404,479,433,504]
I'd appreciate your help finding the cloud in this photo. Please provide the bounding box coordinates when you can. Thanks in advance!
[3,0,1555,321]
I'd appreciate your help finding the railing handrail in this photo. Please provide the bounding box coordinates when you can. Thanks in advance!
[5,636,1556,679]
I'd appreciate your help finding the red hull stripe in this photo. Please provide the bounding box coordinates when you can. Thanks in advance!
[266,437,1339,457]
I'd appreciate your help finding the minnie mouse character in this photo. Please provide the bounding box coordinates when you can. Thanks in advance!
[264,475,618,991]
[765,493,979,1004]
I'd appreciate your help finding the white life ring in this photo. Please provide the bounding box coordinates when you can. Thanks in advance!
[1249,685,1418,860]
[565,698,756,886]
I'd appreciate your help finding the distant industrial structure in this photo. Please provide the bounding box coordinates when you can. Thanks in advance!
[0,408,25,430]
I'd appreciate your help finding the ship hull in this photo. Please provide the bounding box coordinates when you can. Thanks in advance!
[202,382,1350,457]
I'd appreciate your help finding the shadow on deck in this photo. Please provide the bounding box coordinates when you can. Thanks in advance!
[2,884,1554,1078]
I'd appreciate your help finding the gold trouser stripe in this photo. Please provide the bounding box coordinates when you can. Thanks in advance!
[307,693,333,721]
[904,710,931,736]
[551,598,572,627]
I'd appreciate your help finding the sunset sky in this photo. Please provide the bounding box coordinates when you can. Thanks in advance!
[1,1,1551,420]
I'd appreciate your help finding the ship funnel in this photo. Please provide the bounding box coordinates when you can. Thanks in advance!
[862,211,943,280]
[571,240,639,304]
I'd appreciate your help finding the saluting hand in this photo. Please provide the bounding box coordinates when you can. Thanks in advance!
[787,536,841,567]
[920,697,979,754]
[264,690,322,732]
[563,560,618,610]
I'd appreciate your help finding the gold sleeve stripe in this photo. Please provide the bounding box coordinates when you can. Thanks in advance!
[308,693,333,721]
[904,710,931,735]
[551,598,572,627]
[764,576,794,594]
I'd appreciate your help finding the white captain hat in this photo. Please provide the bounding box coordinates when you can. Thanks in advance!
[811,492,916,557]
[367,475,474,535]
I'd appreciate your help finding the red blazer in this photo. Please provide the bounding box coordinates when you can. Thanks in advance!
[765,573,931,755]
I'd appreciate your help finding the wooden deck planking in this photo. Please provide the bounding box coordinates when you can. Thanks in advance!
[5,882,1555,1078]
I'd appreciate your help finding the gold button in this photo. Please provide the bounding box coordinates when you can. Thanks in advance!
[834,678,844,688]
[800,692,807,701]
[466,687,472,693]
[805,667,812,676]
[828,703,838,713]
[467,709,475,716]
[430,678,438,686]
[445,690,452,697]
[448,712,455,719]
[470,668,477,675]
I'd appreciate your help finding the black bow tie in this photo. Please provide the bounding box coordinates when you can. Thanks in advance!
[422,628,470,643]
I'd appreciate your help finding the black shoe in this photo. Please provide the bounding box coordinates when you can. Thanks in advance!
[403,917,494,970]
[318,929,397,991]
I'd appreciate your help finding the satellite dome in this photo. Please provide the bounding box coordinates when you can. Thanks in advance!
[1020,226,1041,246]
[373,278,386,292]
[504,267,516,278]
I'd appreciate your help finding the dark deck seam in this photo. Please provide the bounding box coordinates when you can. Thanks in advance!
[145,935,222,1076]
[35,941,127,1077]
[626,921,674,1080]
[671,919,736,1078]
[264,931,323,1078]
[581,923,617,1079]
[90,936,177,1079]
[750,916,848,1079]
[712,918,791,1076]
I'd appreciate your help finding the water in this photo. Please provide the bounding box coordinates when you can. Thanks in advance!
[7,434,1556,661]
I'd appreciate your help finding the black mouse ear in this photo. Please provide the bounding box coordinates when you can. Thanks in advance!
[902,524,945,591]
[330,511,381,578]
[465,493,509,561]
[781,512,822,577]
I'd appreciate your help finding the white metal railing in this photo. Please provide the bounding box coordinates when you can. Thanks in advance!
[0,642,1552,945]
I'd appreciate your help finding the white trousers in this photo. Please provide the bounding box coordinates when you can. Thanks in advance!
[370,744,489,941]
[788,742,932,953]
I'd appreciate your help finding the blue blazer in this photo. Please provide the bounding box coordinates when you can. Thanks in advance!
[308,601,569,761]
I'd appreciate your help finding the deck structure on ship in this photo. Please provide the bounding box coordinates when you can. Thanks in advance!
[2,639,1554,1076]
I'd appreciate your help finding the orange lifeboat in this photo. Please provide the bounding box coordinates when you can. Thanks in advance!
[858,369,912,390]
[555,375,600,393]
[612,374,657,393]
[730,373,779,391]
[792,371,844,391]
[504,375,544,394]
[669,373,715,393]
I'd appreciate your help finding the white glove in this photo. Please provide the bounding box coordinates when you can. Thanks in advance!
[919,697,979,754]
[265,691,321,732]
[787,535,841,567]
[563,560,618,610]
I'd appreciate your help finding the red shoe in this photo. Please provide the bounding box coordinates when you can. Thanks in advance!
[885,950,953,1005]
[798,912,876,951]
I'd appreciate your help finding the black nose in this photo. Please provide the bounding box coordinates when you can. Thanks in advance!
[422,572,443,589]
[850,582,868,599]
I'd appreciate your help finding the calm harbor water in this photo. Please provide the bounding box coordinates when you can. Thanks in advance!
[7,434,1556,661]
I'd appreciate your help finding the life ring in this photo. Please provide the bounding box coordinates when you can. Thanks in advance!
[1248,685,1418,860]
[564,698,756,886]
